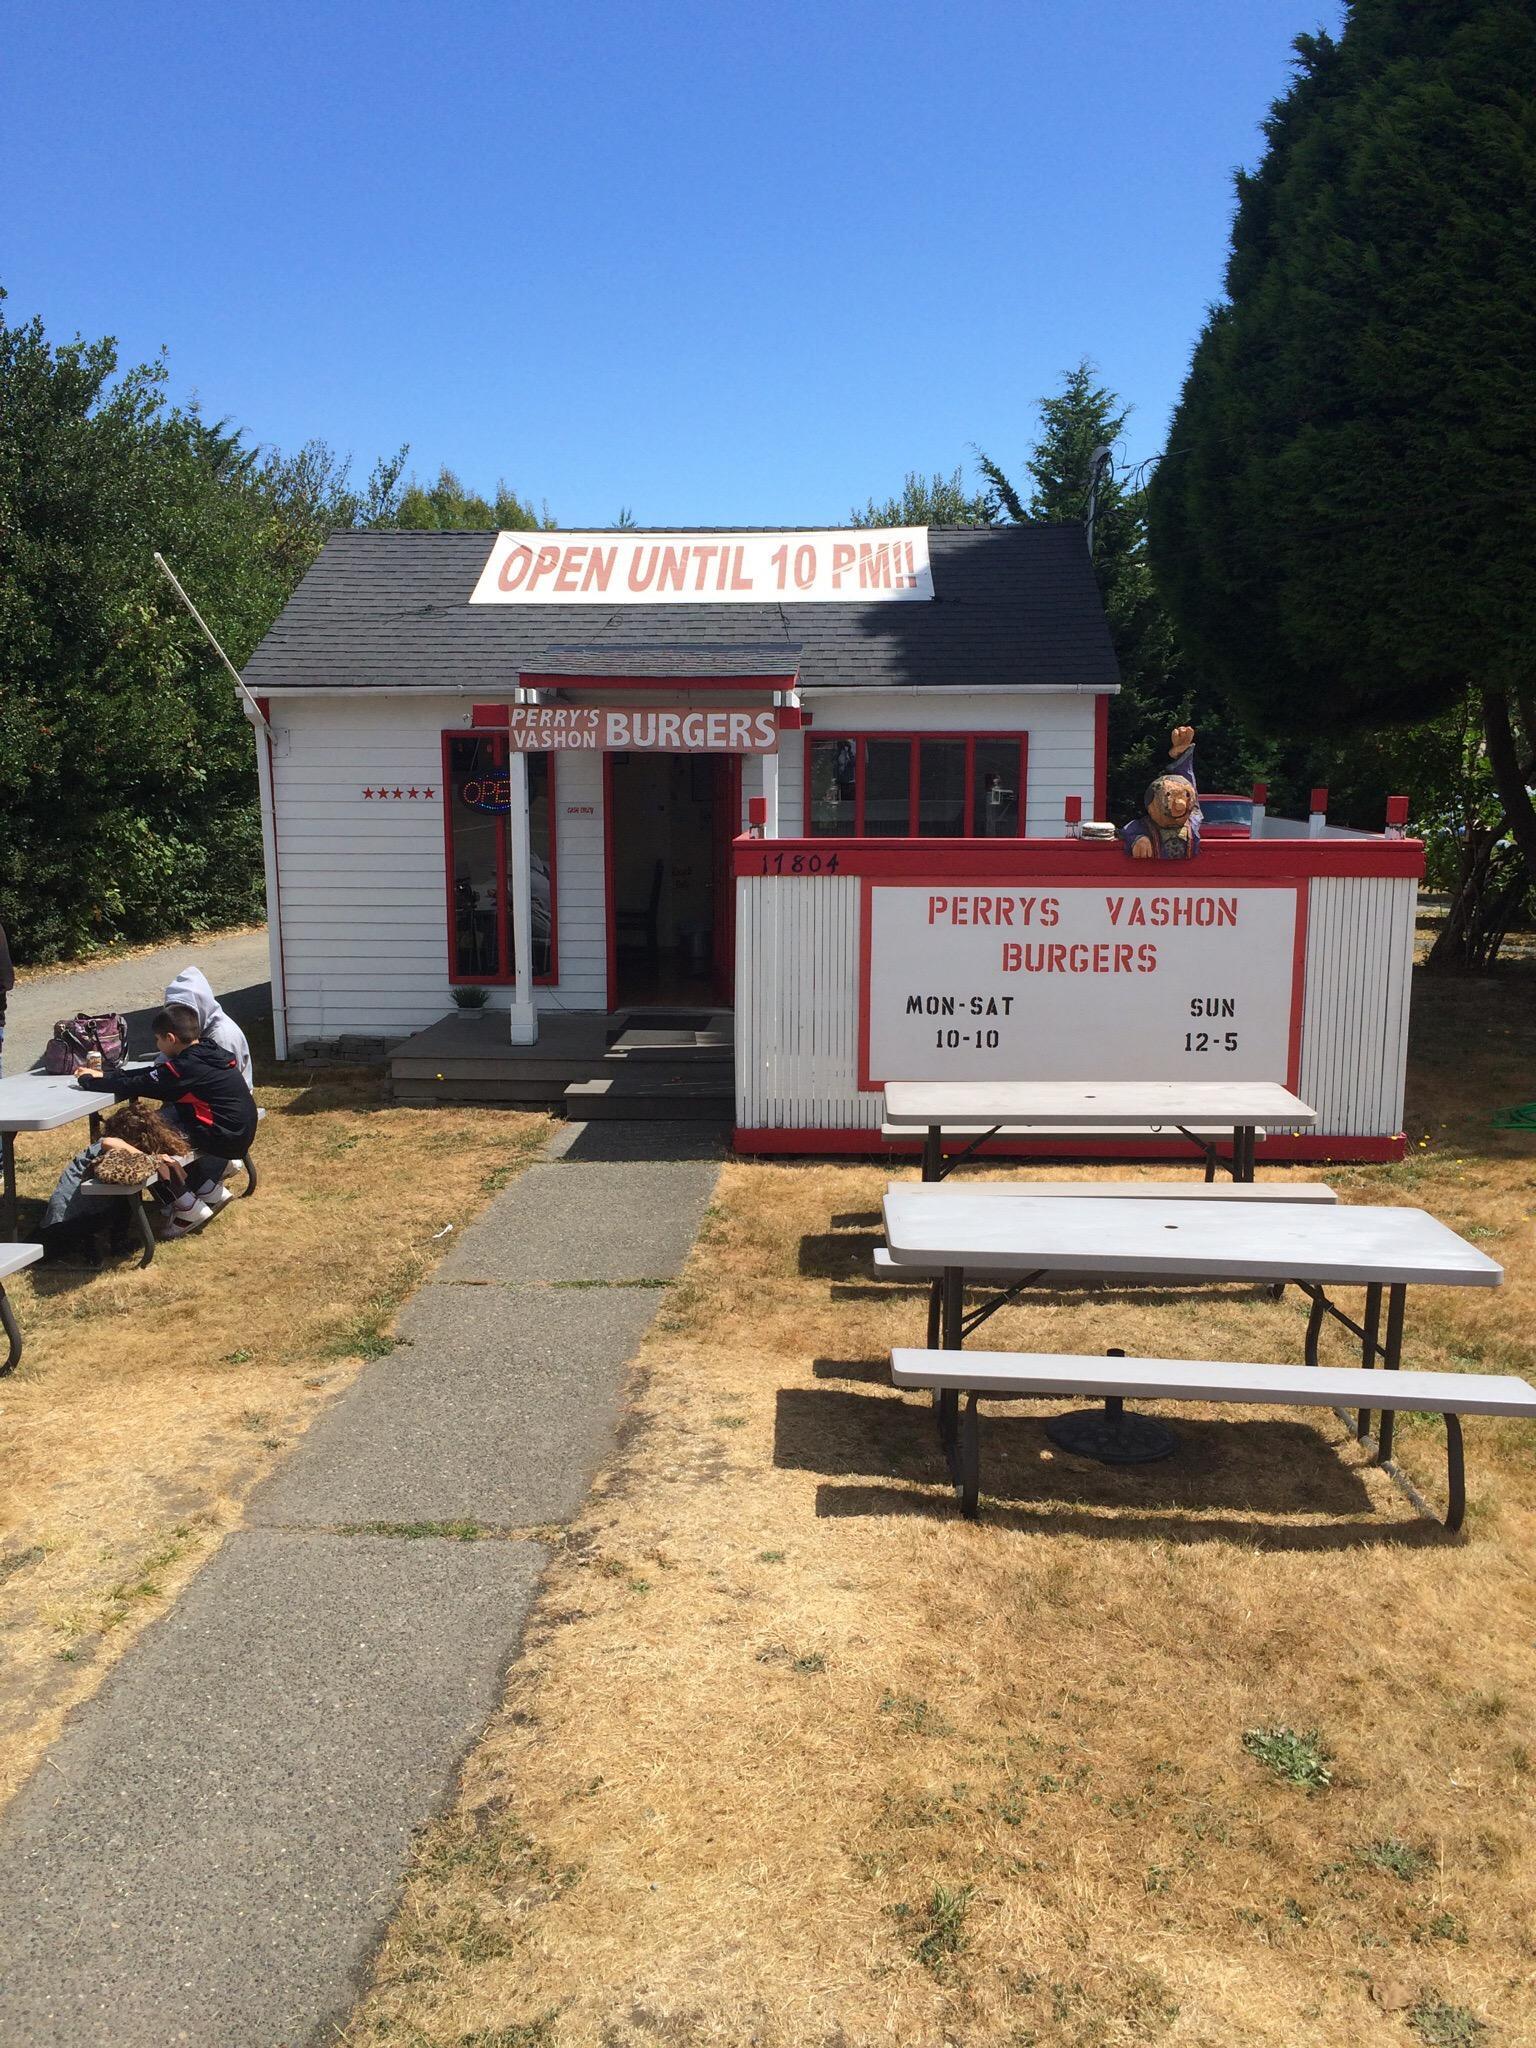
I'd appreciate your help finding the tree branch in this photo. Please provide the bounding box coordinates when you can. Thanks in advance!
[1481,687,1536,892]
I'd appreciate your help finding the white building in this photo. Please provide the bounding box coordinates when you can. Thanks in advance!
[242,525,1118,1051]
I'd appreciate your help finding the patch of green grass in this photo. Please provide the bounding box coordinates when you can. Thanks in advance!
[890,1884,973,1979]
[757,1549,785,1563]
[1407,1996,1487,2047]
[1423,1910,1468,1945]
[548,1277,669,1291]
[1356,1837,1429,1881]
[879,1690,952,1737]
[222,1347,254,1365]
[714,1414,747,1429]
[342,1520,486,1542]
[458,2019,558,2047]
[1241,1725,1333,1791]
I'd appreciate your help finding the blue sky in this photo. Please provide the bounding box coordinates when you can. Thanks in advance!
[2,0,1342,526]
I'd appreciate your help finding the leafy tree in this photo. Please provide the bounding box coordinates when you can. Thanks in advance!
[979,363,1269,812]
[850,467,991,527]
[1147,0,1536,896]
[0,301,280,957]
[393,466,549,531]
[0,294,553,962]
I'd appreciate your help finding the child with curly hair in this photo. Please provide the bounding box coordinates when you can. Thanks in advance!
[39,1103,193,1264]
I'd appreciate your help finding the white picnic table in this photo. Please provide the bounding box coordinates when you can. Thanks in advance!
[0,1073,106,1238]
[0,1241,44,1374]
[882,1079,1318,1183]
[881,1185,1503,1465]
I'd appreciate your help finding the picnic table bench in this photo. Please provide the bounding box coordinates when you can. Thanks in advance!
[882,1080,1318,1183]
[0,1075,105,1238]
[881,1186,1502,1484]
[891,1346,1536,1530]
[0,1243,44,1375]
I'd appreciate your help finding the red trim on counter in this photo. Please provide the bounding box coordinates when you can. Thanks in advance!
[732,835,1425,881]
[732,1128,1408,1164]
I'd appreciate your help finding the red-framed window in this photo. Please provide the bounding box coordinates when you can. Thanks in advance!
[441,731,558,984]
[804,732,1028,837]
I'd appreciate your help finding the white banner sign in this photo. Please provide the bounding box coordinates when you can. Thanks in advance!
[505,705,778,753]
[470,529,933,605]
[860,880,1302,1088]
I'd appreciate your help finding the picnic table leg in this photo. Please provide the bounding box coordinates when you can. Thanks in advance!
[1304,1288,1327,1368]
[2,1130,16,1241]
[1369,1285,1407,1464]
[1357,1285,1383,1439]
[1443,1414,1466,1533]
[935,1265,964,1474]
[922,1126,942,1183]
[131,1196,157,1270]
[88,1112,102,1142]
[1236,1124,1256,1182]
[959,1393,981,1518]
[0,1283,21,1376]
[926,1280,941,1349]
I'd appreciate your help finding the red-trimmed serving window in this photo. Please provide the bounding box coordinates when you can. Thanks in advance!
[805,732,1028,837]
[441,732,557,984]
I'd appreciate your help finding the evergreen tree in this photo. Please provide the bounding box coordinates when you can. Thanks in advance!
[981,363,1265,813]
[1148,0,1536,890]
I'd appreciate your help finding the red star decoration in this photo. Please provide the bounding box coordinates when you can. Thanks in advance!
[423,785,435,799]
[363,787,375,799]
[407,786,419,799]
[392,787,404,799]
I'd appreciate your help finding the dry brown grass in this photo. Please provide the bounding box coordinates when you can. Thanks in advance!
[344,967,1536,2048]
[0,1070,549,1805]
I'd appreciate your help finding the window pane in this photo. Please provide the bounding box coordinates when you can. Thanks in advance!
[528,752,554,976]
[864,739,912,836]
[972,740,1022,837]
[448,736,506,977]
[918,739,967,836]
[807,737,857,834]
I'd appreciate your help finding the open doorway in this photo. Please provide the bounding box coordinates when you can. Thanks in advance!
[606,753,738,1008]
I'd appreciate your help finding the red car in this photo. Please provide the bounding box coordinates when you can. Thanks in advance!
[1199,794,1254,839]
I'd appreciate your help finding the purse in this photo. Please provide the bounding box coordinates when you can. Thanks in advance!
[42,1011,129,1075]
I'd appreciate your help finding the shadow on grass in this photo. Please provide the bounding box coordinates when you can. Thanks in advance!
[776,1383,1384,1523]
[813,1481,1455,1549]
[799,1231,885,1280]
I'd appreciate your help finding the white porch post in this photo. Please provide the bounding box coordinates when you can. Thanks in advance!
[761,746,781,836]
[506,745,538,1045]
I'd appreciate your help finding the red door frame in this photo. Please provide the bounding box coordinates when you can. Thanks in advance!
[603,750,741,1011]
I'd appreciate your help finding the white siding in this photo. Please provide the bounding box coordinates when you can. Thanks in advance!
[782,690,1099,837]
[267,688,1102,1044]
[736,869,1418,1140]
[268,697,612,1044]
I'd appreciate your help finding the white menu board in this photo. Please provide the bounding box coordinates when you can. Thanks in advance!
[860,879,1303,1088]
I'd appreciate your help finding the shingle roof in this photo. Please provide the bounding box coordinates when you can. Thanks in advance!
[242,525,1120,694]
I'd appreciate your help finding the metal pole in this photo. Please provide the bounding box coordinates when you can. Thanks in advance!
[152,554,273,738]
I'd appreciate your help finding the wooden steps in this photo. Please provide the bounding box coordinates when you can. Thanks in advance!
[389,1009,734,1122]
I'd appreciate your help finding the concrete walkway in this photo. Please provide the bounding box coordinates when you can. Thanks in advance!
[2,928,272,1075]
[0,1120,722,2047]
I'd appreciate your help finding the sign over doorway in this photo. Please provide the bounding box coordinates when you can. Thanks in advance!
[504,706,779,753]
[470,529,934,605]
